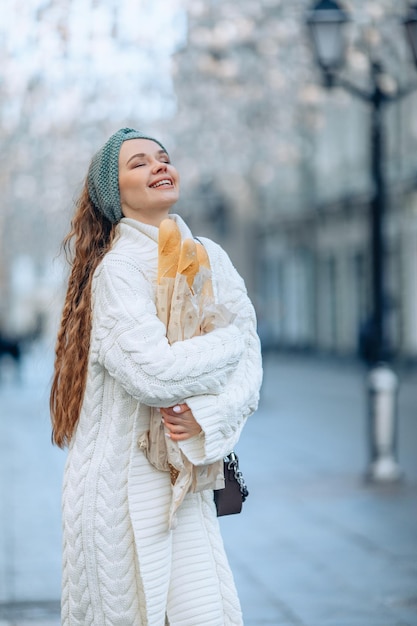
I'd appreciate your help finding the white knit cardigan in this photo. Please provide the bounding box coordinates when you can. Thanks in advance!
[61,215,262,626]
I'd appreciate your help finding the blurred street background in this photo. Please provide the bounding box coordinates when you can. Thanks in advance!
[0,346,416,625]
[1,0,417,624]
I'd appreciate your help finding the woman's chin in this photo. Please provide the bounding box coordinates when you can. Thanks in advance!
[122,205,176,226]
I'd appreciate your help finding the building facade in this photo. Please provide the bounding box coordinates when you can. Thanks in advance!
[1,0,416,362]
[169,0,417,361]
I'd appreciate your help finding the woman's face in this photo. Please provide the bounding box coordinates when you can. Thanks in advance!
[118,138,180,225]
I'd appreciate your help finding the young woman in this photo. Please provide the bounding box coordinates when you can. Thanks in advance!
[50,128,262,626]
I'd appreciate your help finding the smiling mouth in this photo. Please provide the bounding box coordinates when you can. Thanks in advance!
[150,179,173,188]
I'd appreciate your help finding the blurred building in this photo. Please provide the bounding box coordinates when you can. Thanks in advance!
[0,0,184,341]
[168,0,417,361]
[1,0,416,362]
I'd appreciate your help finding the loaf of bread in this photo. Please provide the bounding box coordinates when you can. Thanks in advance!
[196,242,210,269]
[158,219,181,283]
[178,239,199,288]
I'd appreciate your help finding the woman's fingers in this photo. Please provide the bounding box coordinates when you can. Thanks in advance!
[160,404,189,417]
[160,405,202,440]
[168,432,193,442]
[161,409,187,420]
[160,405,192,425]
[163,421,187,434]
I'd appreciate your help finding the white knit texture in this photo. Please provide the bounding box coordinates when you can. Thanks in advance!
[61,216,262,625]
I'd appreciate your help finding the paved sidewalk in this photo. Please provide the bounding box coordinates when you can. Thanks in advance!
[223,354,417,626]
[0,341,65,625]
[0,345,416,625]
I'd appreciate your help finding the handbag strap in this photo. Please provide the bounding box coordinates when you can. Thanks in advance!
[224,452,249,502]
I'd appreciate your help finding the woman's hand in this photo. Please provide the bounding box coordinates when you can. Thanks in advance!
[159,403,202,442]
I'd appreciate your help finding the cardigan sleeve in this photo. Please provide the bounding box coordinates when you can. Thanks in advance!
[178,240,263,465]
[90,253,244,407]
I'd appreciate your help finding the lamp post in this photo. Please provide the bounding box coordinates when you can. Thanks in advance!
[305,1,417,482]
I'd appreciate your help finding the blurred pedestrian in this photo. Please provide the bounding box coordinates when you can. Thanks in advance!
[50,128,262,625]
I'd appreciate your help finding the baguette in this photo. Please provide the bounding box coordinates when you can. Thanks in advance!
[196,242,210,269]
[158,218,181,283]
[178,239,199,289]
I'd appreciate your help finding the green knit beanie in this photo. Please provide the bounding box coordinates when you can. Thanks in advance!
[87,127,168,224]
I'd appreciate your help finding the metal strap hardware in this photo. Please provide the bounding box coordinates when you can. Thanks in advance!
[224,452,249,502]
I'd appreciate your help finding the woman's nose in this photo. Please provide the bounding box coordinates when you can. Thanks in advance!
[151,159,167,173]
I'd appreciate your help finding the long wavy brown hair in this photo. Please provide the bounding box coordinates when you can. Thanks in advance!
[50,179,117,448]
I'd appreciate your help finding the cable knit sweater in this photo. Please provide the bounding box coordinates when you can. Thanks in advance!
[61,215,262,626]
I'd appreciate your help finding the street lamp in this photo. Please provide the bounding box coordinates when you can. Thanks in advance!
[305,1,417,483]
[404,4,417,68]
[305,0,350,85]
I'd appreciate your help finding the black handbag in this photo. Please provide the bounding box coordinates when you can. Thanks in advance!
[214,452,249,516]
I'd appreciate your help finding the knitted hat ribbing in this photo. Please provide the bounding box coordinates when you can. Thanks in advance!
[87,128,168,224]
